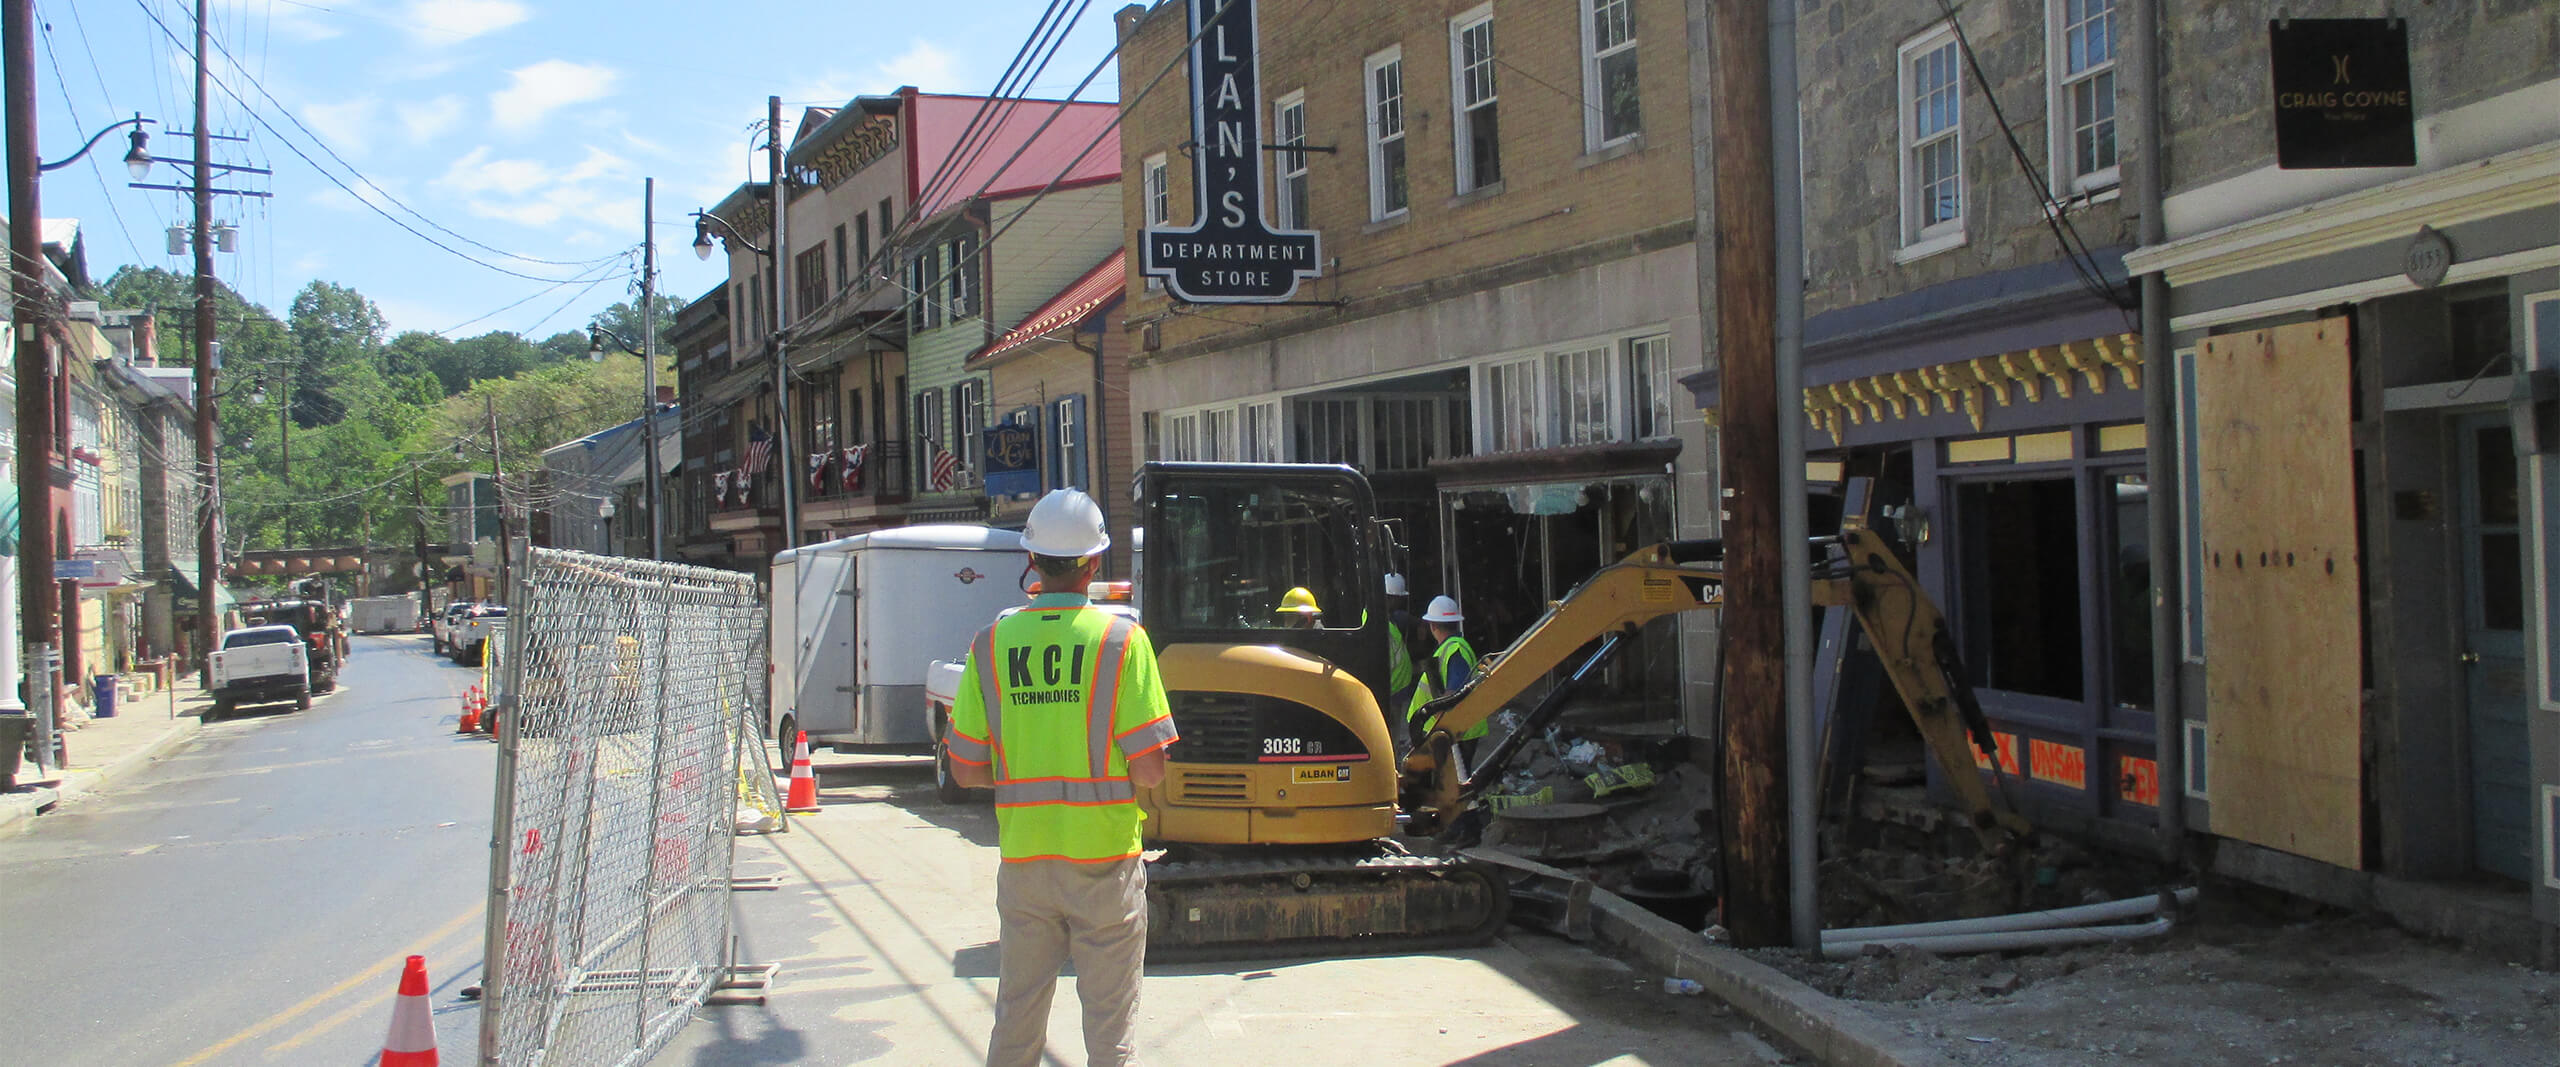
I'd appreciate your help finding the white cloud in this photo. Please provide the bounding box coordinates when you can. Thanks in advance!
[875,41,963,90]
[404,0,529,43]
[438,145,636,231]
[396,95,465,142]
[488,60,619,134]
[304,96,381,154]
[788,70,866,108]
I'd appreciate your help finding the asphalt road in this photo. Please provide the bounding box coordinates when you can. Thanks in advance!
[0,634,497,1066]
[654,754,1781,1066]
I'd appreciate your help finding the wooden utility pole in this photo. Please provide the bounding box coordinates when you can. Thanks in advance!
[1706,0,1790,949]
[190,0,222,688]
[639,177,663,560]
[6,0,63,760]
[766,95,800,550]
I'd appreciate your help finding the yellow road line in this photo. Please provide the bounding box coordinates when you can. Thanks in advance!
[262,917,486,1056]
[169,904,482,1067]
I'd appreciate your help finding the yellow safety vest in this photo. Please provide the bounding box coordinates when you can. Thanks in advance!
[1408,633,1487,741]
[948,595,1178,862]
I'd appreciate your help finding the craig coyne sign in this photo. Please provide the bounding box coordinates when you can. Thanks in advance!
[1140,0,1321,303]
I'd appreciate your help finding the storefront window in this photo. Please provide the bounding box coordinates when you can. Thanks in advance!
[2106,472,2154,711]
[1955,477,2084,702]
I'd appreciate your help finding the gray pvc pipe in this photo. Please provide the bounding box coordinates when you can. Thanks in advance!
[1820,916,2176,959]
[1822,886,2197,943]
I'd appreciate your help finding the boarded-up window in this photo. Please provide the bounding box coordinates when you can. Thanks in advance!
[2196,317,2362,869]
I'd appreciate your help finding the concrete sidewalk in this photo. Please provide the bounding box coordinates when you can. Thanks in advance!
[1,675,210,832]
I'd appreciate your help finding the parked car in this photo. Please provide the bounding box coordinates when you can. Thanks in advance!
[237,598,345,693]
[432,602,474,654]
[451,605,508,665]
[209,624,312,719]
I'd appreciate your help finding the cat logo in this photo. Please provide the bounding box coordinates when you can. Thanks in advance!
[1292,765,1352,784]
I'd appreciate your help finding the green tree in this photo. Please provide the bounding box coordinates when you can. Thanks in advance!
[589,294,684,354]
[287,280,388,427]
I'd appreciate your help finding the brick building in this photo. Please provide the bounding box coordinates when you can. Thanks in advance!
[1114,0,1716,729]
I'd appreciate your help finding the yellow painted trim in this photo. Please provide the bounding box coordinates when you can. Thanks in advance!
[2014,430,2075,463]
[1946,436,2012,464]
[2097,423,2148,453]
[1806,460,1845,483]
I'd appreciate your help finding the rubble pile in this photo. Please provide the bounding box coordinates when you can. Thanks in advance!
[1476,719,1719,917]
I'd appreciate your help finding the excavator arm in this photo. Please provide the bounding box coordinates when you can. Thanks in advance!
[1399,521,2031,852]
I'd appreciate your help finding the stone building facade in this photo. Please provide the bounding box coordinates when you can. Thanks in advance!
[2123,5,2558,954]
[1114,0,1716,730]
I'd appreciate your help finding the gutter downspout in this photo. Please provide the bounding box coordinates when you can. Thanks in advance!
[1070,319,1112,575]
[1769,0,1817,952]
[2132,0,2185,864]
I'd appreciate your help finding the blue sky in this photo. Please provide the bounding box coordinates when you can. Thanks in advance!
[29,0,1122,338]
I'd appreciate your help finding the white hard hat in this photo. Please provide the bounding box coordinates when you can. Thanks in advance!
[1423,595,1462,622]
[1383,572,1409,596]
[1021,489,1111,557]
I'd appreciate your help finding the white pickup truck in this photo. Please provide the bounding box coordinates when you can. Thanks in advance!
[209,624,312,719]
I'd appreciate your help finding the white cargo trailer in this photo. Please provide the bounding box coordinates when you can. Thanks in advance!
[768,524,1028,754]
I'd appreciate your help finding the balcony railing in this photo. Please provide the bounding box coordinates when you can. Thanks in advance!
[804,439,909,506]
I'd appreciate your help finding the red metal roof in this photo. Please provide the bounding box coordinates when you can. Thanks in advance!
[975,250,1125,363]
[911,94,1121,219]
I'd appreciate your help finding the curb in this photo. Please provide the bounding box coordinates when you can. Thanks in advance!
[1474,848,1956,1067]
[0,716,203,832]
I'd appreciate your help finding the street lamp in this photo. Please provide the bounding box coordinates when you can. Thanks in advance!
[690,209,767,262]
[39,112,154,181]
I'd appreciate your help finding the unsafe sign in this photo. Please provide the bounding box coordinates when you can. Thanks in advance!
[2118,754,2161,807]
[2029,738,2088,790]
[1138,0,1322,302]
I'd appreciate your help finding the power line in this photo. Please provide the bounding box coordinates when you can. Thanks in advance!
[126,0,625,283]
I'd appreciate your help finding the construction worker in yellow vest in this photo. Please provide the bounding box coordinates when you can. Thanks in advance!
[1383,573,1418,750]
[949,488,1178,1067]
[1408,595,1489,770]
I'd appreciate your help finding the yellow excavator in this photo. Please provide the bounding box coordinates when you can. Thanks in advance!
[1130,461,2027,960]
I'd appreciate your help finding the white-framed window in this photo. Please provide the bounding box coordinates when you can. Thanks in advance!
[1365,47,1409,221]
[1627,334,1676,439]
[1143,153,1169,291]
[1200,407,1239,462]
[1142,153,1170,226]
[912,387,945,487]
[2048,0,2119,193]
[906,247,941,331]
[1241,400,1283,462]
[1553,344,1618,446]
[1292,397,1361,465]
[954,378,987,488]
[1898,24,1965,256]
[945,234,979,320]
[1582,0,1640,150]
[1450,8,1501,194]
[1273,92,1310,230]
[1480,356,1546,453]
[1050,394,1089,492]
[1164,411,1202,462]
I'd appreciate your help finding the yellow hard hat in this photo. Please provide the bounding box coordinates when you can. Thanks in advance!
[1277,587,1322,615]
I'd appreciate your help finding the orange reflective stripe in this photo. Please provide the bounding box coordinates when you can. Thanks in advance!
[972,626,1004,778]
[1115,714,1178,758]
[994,779,1137,805]
[1085,617,1135,777]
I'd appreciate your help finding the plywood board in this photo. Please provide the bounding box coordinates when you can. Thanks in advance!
[2196,318,2364,870]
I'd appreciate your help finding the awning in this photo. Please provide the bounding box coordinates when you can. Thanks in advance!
[164,564,239,612]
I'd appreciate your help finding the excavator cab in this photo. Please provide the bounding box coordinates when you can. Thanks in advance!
[1134,462,1404,848]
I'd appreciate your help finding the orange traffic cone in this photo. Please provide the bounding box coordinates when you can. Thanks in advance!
[785,730,821,813]
[379,954,438,1066]
[457,685,481,733]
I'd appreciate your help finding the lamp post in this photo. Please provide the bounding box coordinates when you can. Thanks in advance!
[692,185,799,551]
[8,0,160,762]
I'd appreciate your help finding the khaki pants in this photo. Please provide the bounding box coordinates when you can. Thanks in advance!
[989,856,1147,1067]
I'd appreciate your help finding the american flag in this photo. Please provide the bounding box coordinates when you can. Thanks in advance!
[929,442,963,492]
[840,444,868,491]
[744,426,775,474]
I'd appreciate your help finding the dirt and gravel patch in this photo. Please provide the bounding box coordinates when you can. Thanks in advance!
[1749,903,2560,1066]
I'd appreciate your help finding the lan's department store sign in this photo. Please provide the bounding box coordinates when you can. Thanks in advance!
[1139,0,1321,303]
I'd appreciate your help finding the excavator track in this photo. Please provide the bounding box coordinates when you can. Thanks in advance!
[1144,844,1512,963]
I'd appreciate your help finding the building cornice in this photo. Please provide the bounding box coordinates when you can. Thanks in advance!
[2123,141,2560,287]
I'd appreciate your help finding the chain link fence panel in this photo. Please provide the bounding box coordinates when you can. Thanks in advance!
[478,548,767,1067]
